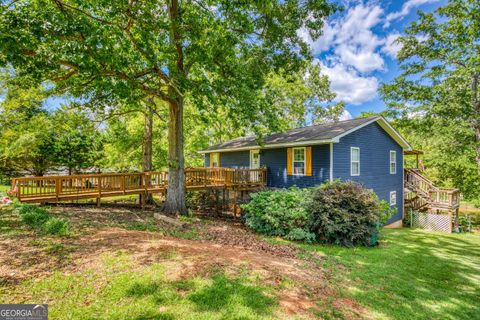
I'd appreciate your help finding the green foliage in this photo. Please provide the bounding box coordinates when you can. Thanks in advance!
[380,0,480,200]
[16,204,70,236]
[242,188,315,242]
[307,181,387,247]
[43,218,70,236]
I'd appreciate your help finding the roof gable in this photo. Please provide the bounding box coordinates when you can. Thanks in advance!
[199,116,411,153]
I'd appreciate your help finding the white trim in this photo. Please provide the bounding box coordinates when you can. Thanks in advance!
[390,150,397,174]
[350,147,360,176]
[332,117,411,150]
[390,191,397,206]
[329,143,333,182]
[292,147,306,176]
[249,149,260,169]
[198,139,331,154]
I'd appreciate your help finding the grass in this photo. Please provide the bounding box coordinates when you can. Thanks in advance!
[294,229,480,320]
[0,184,10,194]
[3,252,279,320]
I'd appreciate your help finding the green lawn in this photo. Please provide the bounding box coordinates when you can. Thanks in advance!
[296,229,480,320]
[4,253,278,320]
[0,184,10,194]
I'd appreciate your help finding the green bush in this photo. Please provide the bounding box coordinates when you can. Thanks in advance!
[308,181,388,247]
[16,204,70,236]
[241,187,315,242]
[43,218,70,236]
[21,210,50,228]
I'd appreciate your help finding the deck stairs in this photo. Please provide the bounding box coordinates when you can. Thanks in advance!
[404,168,460,212]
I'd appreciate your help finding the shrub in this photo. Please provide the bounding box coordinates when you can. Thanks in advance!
[43,218,70,236]
[307,181,389,247]
[242,187,315,242]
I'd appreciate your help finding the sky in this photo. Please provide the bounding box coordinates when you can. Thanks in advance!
[300,0,447,120]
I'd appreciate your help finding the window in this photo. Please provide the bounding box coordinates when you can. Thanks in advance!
[350,147,360,176]
[390,191,397,206]
[390,151,397,174]
[211,152,219,167]
[292,147,306,175]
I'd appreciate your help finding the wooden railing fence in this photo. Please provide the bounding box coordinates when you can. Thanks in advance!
[11,167,267,203]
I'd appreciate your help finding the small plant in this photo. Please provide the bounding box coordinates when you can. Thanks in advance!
[15,203,70,236]
[242,187,315,242]
[43,218,70,236]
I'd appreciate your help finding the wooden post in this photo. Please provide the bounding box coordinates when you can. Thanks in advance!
[122,175,126,194]
[97,177,102,207]
[55,178,60,203]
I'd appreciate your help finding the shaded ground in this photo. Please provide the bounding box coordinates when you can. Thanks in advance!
[0,204,363,319]
[2,203,479,319]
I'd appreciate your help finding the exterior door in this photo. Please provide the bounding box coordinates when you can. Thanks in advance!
[250,150,260,169]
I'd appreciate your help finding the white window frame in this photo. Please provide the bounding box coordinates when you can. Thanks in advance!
[211,152,219,167]
[350,147,360,176]
[390,150,397,174]
[390,191,397,206]
[292,147,306,176]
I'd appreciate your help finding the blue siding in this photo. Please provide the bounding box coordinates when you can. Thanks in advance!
[332,122,404,224]
[204,151,250,168]
[261,145,330,188]
[204,153,210,167]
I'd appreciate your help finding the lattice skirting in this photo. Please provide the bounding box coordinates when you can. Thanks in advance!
[411,211,452,233]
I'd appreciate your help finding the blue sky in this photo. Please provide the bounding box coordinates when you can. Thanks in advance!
[300,0,447,120]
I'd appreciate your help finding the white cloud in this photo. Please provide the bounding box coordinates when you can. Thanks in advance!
[382,32,402,59]
[301,3,385,73]
[339,109,353,121]
[385,0,440,26]
[317,60,378,105]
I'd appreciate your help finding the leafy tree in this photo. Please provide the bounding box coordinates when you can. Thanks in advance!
[0,0,336,214]
[0,78,55,176]
[381,0,480,199]
[52,107,103,175]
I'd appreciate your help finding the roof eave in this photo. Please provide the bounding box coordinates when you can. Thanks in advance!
[197,139,333,154]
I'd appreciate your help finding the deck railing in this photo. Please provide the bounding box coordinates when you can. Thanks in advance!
[11,167,267,203]
[404,168,460,210]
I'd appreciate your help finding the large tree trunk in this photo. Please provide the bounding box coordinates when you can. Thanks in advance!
[163,96,187,215]
[142,102,155,205]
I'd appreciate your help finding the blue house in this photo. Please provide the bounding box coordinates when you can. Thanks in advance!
[199,116,412,227]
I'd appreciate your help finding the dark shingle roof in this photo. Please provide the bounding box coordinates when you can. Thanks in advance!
[201,116,380,152]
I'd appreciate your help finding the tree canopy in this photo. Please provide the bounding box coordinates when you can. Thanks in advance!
[381,0,480,199]
[0,0,337,213]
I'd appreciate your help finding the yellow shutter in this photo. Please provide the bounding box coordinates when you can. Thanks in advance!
[306,146,312,176]
[217,153,220,167]
[209,153,213,167]
[287,148,292,175]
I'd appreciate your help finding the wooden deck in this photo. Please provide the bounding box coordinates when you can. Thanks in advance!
[11,168,267,204]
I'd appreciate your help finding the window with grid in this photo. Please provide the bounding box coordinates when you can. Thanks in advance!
[293,147,306,175]
[390,151,397,174]
[390,191,397,206]
[350,147,360,176]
